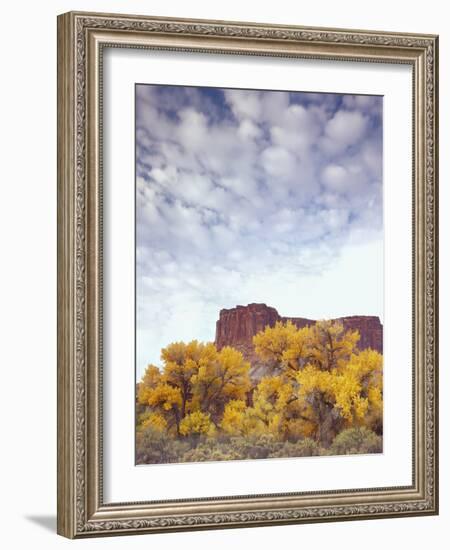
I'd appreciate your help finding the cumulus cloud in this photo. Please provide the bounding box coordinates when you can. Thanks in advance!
[135,85,383,375]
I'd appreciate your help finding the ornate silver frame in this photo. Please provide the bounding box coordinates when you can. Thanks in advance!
[57,11,439,538]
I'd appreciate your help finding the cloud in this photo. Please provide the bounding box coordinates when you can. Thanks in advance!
[261,146,297,179]
[224,89,263,120]
[177,108,209,152]
[135,85,383,374]
[321,164,348,190]
[320,110,370,156]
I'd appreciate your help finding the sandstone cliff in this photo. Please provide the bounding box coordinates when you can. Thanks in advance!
[215,303,383,380]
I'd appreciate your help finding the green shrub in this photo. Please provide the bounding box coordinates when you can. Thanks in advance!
[136,427,190,464]
[137,426,383,464]
[181,435,285,462]
[181,442,240,463]
[329,427,382,456]
[268,438,321,458]
[228,434,283,460]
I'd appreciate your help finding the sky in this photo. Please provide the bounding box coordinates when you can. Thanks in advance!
[135,84,383,377]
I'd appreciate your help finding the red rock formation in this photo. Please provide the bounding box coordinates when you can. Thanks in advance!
[215,303,383,380]
[215,304,281,351]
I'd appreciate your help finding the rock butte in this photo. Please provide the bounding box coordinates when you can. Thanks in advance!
[214,303,383,380]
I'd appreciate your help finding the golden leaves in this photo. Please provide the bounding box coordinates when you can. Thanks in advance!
[137,320,383,447]
[180,411,215,437]
[254,320,383,440]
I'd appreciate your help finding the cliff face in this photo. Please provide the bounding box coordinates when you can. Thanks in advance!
[215,303,383,380]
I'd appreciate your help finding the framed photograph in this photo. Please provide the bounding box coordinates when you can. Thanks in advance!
[57,11,439,538]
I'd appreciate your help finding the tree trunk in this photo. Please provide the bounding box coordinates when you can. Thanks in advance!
[316,398,342,447]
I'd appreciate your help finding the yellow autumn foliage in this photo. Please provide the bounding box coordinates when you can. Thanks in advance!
[137,364,162,406]
[220,399,266,437]
[137,320,383,450]
[179,411,215,437]
[253,321,301,368]
[137,339,251,436]
[253,320,382,444]
[141,412,168,433]
[190,345,251,413]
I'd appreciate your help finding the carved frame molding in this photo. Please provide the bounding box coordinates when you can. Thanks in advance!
[57,11,438,538]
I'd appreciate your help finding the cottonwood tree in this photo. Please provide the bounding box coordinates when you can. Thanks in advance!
[137,322,382,456]
[253,321,382,446]
[137,341,250,436]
